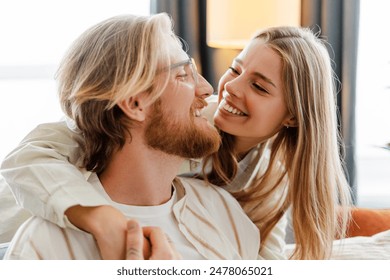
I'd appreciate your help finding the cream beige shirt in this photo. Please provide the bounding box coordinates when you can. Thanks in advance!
[4,175,260,260]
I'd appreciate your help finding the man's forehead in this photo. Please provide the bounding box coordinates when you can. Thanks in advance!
[171,52,189,64]
[169,48,189,64]
[165,36,189,63]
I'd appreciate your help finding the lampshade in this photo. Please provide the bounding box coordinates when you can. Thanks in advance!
[207,0,301,49]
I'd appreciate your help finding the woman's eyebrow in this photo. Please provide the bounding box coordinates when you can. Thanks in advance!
[234,58,276,88]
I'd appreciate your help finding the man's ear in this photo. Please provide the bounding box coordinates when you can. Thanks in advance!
[283,115,298,128]
[117,95,148,122]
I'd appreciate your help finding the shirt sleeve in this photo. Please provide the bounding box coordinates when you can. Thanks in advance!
[0,120,109,229]
[257,214,288,260]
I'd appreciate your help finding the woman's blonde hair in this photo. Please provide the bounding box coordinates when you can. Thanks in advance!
[56,13,180,173]
[205,26,352,259]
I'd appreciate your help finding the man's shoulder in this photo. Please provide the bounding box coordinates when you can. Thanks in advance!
[176,177,245,215]
[14,216,60,237]
[177,177,232,197]
[175,177,260,259]
[9,216,87,246]
[5,216,99,259]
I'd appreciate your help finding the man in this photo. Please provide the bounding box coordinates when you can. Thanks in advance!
[3,13,259,260]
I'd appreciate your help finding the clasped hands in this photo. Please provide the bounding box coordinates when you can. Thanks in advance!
[65,205,181,260]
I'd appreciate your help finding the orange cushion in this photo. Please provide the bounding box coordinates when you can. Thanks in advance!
[346,208,390,237]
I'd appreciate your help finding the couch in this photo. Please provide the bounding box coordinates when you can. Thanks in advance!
[284,207,390,259]
[0,242,9,260]
[346,207,390,237]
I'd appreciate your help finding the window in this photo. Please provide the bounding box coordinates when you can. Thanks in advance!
[356,0,390,208]
[0,0,150,161]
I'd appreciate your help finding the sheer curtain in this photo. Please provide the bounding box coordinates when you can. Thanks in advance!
[0,0,150,161]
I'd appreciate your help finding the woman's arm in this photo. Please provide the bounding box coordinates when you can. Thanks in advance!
[0,121,129,259]
[1,121,109,228]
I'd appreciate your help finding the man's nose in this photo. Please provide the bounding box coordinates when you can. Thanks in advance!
[195,74,214,99]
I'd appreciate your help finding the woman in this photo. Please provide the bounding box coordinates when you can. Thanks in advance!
[204,26,351,259]
[0,25,351,259]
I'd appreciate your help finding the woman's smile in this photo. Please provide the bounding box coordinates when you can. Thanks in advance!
[218,98,248,116]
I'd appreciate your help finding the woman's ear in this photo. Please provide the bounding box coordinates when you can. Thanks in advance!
[117,95,148,122]
[283,116,298,128]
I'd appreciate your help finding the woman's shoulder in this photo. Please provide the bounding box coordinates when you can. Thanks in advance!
[225,144,271,192]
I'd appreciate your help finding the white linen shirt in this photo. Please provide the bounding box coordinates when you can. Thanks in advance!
[4,175,260,260]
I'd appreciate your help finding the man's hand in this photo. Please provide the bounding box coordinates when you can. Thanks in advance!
[126,220,181,260]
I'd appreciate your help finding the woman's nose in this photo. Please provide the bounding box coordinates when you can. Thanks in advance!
[224,77,244,98]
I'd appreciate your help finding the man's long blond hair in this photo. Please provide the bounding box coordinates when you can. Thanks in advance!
[56,13,179,173]
[205,26,352,259]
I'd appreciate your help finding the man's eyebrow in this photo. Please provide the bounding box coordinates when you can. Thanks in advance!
[234,58,276,88]
[170,58,191,70]
[159,58,190,73]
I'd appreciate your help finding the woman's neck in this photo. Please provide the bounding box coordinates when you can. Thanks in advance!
[234,137,265,160]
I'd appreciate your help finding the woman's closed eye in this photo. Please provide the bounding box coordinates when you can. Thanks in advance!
[252,83,269,94]
[229,66,240,75]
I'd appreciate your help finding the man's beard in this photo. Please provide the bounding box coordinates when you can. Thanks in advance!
[144,100,221,159]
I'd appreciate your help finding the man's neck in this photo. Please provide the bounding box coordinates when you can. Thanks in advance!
[98,138,183,206]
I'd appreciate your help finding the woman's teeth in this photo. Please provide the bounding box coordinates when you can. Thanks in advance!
[221,100,246,116]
